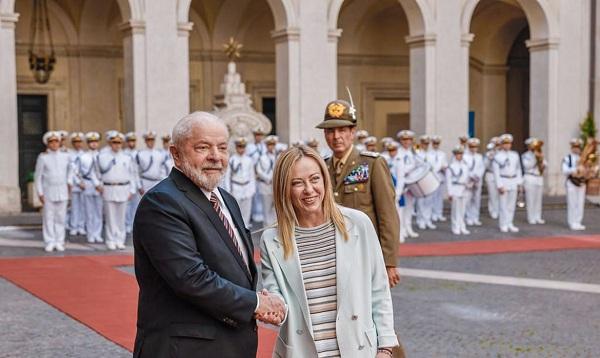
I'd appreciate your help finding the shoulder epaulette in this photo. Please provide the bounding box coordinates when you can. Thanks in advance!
[360,151,380,158]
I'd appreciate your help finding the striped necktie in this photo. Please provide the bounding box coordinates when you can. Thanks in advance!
[209,192,248,268]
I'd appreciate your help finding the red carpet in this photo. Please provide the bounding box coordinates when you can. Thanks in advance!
[1,234,599,355]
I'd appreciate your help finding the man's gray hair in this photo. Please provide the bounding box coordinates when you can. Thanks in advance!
[171,111,229,148]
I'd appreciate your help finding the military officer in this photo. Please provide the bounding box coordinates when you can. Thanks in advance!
[464,138,485,226]
[446,146,470,235]
[256,135,279,226]
[247,127,267,223]
[355,129,369,152]
[317,99,401,287]
[429,135,448,222]
[396,129,420,239]
[223,137,256,226]
[35,131,72,252]
[522,137,547,225]
[484,137,500,219]
[124,132,142,234]
[77,132,103,243]
[136,131,165,194]
[415,135,436,230]
[492,134,523,233]
[160,134,173,176]
[95,132,136,250]
[562,138,586,230]
[67,132,86,236]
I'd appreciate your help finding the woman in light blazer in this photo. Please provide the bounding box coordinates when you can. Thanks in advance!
[260,146,399,358]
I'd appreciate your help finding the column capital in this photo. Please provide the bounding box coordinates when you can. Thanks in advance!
[0,12,19,29]
[328,28,342,43]
[461,33,475,48]
[526,37,560,52]
[405,33,436,48]
[177,22,193,37]
[271,27,300,44]
[119,20,146,36]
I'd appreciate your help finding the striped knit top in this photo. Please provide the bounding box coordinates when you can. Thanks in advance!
[295,221,340,358]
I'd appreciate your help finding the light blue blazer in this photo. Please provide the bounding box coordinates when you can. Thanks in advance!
[260,206,399,357]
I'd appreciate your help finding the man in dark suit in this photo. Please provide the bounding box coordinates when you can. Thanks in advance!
[132,112,285,358]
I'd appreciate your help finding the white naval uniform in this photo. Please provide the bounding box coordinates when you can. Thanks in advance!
[446,159,469,235]
[76,150,103,242]
[247,141,266,223]
[395,147,419,238]
[67,149,86,234]
[521,151,547,224]
[562,152,585,229]
[124,148,141,234]
[415,149,435,229]
[484,150,499,219]
[256,151,277,226]
[34,149,71,246]
[492,150,523,231]
[429,149,448,221]
[96,150,136,247]
[223,153,257,226]
[160,148,173,177]
[136,148,165,193]
[464,150,485,225]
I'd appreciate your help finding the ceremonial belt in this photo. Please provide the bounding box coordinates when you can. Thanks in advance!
[231,180,250,186]
[451,182,465,186]
[500,174,517,179]
[257,178,272,184]
[103,181,130,186]
[524,172,542,177]
[141,175,162,181]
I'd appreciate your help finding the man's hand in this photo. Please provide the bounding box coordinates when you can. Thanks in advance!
[386,267,400,287]
[78,183,85,190]
[498,187,506,195]
[255,290,285,325]
[139,188,144,196]
[38,195,45,205]
[96,186,103,194]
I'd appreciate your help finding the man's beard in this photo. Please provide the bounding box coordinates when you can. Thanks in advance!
[179,157,226,191]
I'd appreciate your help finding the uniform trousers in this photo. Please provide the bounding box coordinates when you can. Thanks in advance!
[416,195,434,227]
[401,194,416,235]
[126,192,141,234]
[104,201,127,245]
[69,192,86,233]
[524,175,543,223]
[396,202,405,242]
[485,173,499,219]
[261,193,276,226]
[498,189,518,230]
[431,181,445,220]
[465,182,483,224]
[237,197,253,227]
[451,196,468,234]
[42,200,68,245]
[566,180,586,228]
[251,193,264,222]
[83,194,103,242]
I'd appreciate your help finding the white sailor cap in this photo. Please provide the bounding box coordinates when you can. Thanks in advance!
[85,131,101,142]
[387,141,400,150]
[570,138,583,147]
[161,134,171,141]
[486,142,495,151]
[364,136,377,145]
[252,127,267,135]
[499,133,514,144]
[356,130,369,139]
[431,135,442,143]
[467,137,480,146]
[490,136,500,145]
[42,131,61,145]
[306,138,319,147]
[70,132,85,142]
[59,130,69,139]
[419,135,431,143]
[265,135,279,144]
[107,131,125,143]
[380,137,393,144]
[459,135,469,142]
[143,131,157,140]
[452,145,465,154]
[234,137,248,146]
[124,132,137,141]
[396,130,415,140]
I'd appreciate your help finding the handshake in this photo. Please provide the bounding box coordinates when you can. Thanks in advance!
[254,289,286,326]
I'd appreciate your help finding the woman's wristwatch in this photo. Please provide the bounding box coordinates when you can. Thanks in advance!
[377,348,393,357]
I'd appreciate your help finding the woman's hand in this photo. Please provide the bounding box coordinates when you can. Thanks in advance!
[376,347,394,357]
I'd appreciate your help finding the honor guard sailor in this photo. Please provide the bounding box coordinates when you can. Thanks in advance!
[492,134,523,233]
[136,131,165,193]
[415,135,436,230]
[464,138,485,226]
[447,146,470,235]
[247,128,267,223]
[223,137,256,226]
[95,132,137,250]
[396,129,420,239]
[160,134,174,176]
[76,132,103,243]
[562,138,586,230]
[256,135,279,226]
[67,132,86,236]
[124,132,142,234]
[35,131,72,252]
[484,137,500,219]
[355,129,369,153]
[522,137,547,224]
[429,136,448,222]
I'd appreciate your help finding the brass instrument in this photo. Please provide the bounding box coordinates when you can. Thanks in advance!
[570,137,599,186]
[531,139,545,175]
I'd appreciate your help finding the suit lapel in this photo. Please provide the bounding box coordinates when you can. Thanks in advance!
[269,235,313,337]
[171,169,253,284]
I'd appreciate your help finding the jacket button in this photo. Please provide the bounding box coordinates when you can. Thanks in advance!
[351,315,358,320]
[358,345,364,350]
[334,192,338,197]
[296,329,304,335]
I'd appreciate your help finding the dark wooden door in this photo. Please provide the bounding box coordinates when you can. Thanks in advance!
[17,95,48,211]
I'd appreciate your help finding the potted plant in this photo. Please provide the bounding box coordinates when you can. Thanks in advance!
[26,171,42,209]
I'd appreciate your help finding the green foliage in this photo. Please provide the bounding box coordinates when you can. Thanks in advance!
[580,112,597,146]
[25,171,35,183]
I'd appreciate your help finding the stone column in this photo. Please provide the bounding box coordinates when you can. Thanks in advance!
[177,21,193,116]
[405,34,436,135]
[120,20,147,133]
[527,38,560,194]
[271,0,338,144]
[0,12,21,213]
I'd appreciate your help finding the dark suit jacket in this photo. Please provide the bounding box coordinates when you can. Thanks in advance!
[132,168,258,358]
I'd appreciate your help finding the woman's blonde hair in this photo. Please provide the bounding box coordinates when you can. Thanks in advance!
[272,145,348,259]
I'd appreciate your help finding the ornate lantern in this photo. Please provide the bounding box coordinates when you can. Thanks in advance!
[28,0,56,84]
